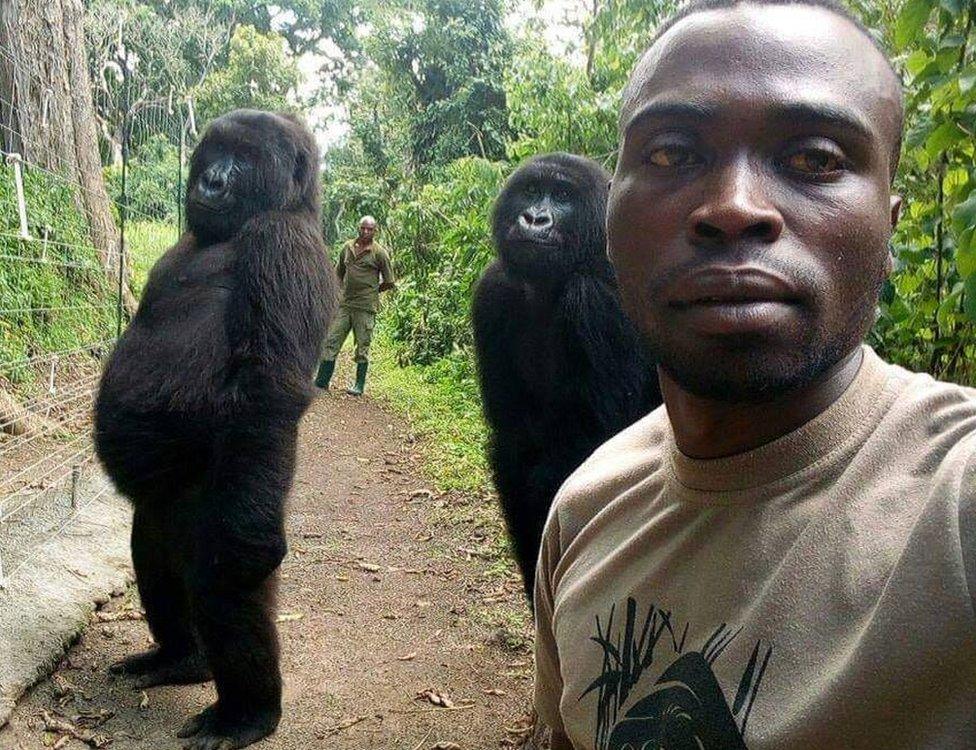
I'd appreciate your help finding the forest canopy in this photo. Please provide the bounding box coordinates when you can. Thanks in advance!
[77,0,976,385]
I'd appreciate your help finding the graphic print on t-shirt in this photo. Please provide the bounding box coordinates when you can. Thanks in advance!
[580,597,773,749]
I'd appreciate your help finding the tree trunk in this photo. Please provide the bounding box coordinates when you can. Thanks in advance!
[0,0,137,315]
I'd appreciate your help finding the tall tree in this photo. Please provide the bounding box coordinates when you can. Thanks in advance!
[0,0,136,313]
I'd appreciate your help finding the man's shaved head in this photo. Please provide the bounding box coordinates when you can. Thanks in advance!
[621,0,905,179]
[608,0,905,403]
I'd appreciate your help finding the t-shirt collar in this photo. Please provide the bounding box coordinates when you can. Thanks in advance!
[666,345,890,492]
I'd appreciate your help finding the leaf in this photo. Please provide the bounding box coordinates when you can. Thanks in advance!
[894,0,935,50]
[940,0,963,13]
[416,688,455,708]
[964,274,976,322]
[905,49,932,76]
[952,190,976,234]
[960,66,976,94]
[956,229,976,277]
[925,121,964,159]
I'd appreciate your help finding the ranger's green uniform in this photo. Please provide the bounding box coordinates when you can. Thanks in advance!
[316,239,394,393]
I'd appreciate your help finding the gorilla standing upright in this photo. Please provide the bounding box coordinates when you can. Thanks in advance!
[95,110,336,749]
[472,153,661,601]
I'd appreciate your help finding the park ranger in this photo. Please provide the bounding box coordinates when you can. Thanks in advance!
[315,215,395,395]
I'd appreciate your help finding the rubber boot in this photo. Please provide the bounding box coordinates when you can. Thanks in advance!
[315,359,336,389]
[346,362,368,396]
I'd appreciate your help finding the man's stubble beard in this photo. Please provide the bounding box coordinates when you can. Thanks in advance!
[631,281,883,405]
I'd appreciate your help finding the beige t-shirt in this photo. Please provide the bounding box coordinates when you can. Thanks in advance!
[534,346,976,749]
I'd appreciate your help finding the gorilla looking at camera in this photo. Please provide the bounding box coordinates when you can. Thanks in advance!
[472,153,661,601]
[95,110,336,749]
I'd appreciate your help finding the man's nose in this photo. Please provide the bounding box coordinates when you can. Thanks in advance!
[687,157,784,246]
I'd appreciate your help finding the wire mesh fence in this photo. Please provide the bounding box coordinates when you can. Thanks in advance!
[0,26,191,587]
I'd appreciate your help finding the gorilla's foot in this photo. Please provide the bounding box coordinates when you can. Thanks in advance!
[110,647,212,688]
[178,702,280,750]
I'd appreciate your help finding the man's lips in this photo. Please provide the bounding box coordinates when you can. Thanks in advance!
[668,266,799,307]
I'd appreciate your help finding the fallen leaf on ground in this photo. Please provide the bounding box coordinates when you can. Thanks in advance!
[94,609,144,623]
[416,689,454,708]
[40,711,111,748]
[431,742,461,749]
[397,652,417,661]
[357,562,382,573]
[277,612,304,623]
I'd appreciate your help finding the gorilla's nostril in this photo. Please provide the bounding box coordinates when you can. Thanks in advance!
[521,210,553,229]
[203,171,226,192]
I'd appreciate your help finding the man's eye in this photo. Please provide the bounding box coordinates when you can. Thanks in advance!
[786,149,844,174]
[645,146,698,168]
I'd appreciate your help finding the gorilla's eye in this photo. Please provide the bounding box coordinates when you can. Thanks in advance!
[553,186,572,201]
[785,147,845,175]
[645,145,699,169]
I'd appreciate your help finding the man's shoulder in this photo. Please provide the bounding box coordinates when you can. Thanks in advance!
[880,356,976,448]
[548,405,671,540]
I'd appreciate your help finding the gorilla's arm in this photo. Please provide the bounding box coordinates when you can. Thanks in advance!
[225,211,335,403]
[197,419,296,588]
[558,270,658,431]
[472,261,533,431]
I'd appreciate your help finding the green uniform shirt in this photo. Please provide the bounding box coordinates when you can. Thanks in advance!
[336,239,394,313]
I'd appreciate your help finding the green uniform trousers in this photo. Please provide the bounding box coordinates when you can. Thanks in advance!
[321,305,375,364]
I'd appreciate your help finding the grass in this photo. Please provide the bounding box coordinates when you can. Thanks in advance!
[369,330,490,494]
[126,219,177,296]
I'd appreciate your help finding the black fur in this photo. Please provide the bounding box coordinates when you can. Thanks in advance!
[94,110,337,749]
[472,153,661,601]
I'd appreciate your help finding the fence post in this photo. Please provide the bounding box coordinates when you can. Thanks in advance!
[178,103,185,235]
[116,66,129,340]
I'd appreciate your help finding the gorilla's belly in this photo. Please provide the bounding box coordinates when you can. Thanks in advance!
[101,286,233,414]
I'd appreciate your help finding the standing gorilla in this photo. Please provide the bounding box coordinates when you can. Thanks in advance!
[94,110,336,749]
[472,153,661,601]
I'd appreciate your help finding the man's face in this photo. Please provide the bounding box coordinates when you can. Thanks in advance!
[359,222,376,241]
[609,5,902,402]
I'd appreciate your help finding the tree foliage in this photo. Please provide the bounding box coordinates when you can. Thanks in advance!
[68,0,976,386]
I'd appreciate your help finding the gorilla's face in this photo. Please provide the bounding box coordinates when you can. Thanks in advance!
[187,109,318,243]
[492,155,609,281]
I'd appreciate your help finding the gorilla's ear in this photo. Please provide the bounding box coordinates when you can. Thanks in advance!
[294,149,309,186]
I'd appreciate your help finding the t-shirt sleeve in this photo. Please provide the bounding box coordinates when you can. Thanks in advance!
[957,449,976,617]
[533,508,566,735]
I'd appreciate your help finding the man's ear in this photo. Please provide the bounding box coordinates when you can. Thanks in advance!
[890,194,902,230]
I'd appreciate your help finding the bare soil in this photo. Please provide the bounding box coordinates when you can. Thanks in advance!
[0,389,534,749]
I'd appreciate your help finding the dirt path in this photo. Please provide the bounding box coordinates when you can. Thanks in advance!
[0,391,534,749]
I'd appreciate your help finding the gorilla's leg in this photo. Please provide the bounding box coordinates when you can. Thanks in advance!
[111,506,211,688]
[180,577,281,750]
[179,422,293,750]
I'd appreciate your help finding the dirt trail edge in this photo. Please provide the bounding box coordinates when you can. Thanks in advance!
[1,391,534,749]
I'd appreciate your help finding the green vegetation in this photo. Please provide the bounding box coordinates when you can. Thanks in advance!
[126,220,177,296]
[335,1,976,390]
[0,169,116,388]
[370,330,489,493]
[6,0,975,456]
